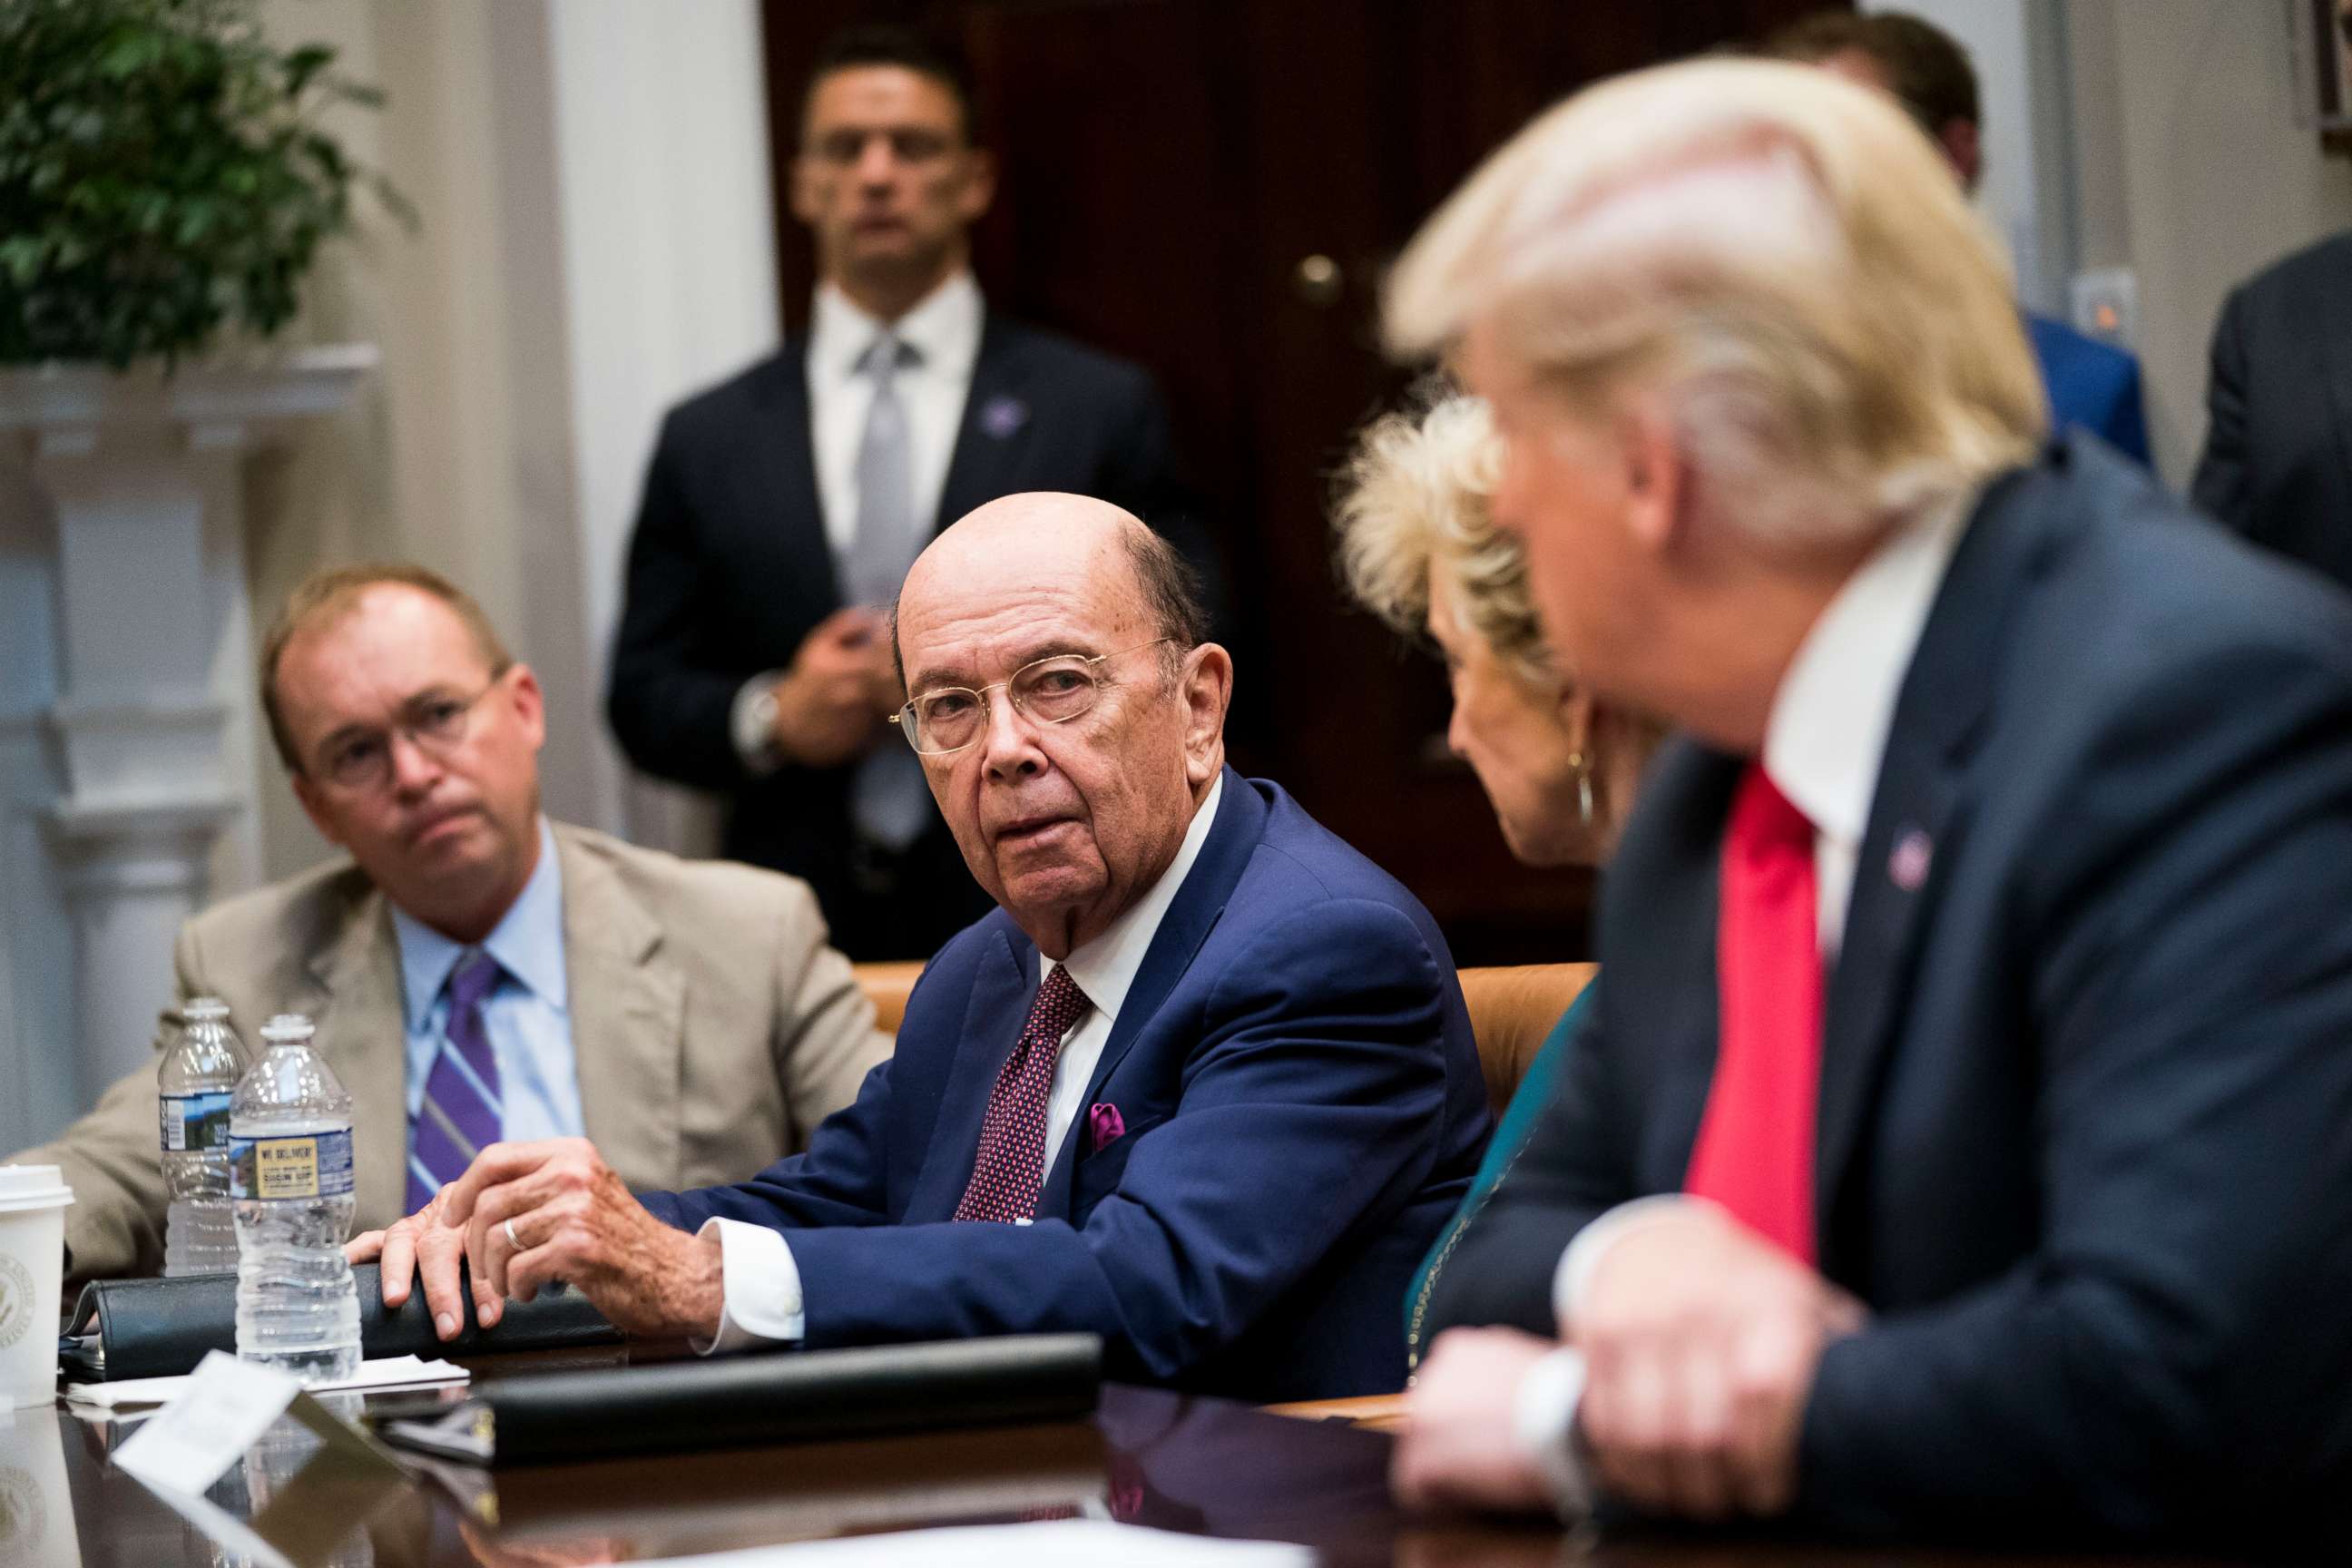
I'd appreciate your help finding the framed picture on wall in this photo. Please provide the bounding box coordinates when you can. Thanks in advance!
[2297,0,2352,148]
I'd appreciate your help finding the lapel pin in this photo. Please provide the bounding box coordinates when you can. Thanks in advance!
[1889,827,1933,892]
[979,395,1029,440]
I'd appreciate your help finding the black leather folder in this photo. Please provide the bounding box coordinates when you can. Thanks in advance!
[376,1334,1104,1465]
[64,1263,619,1381]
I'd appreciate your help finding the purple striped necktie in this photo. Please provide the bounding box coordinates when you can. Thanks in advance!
[407,949,505,1213]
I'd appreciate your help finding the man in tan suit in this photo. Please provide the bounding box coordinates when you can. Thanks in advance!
[15,564,888,1286]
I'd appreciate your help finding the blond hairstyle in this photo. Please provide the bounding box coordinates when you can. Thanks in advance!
[260,563,513,773]
[1384,58,2045,552]
[1332,393,1553,691]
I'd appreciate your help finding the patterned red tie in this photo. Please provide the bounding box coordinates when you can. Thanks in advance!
[1684,762,1824,1263]
[954,965,1093,1223]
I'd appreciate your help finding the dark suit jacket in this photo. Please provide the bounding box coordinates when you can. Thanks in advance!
[1426,438,2352,1548]
[608,315,1209,958]
[640,771,1492,1401]
[2025,310,2148,466]
[2192,231,2352,594]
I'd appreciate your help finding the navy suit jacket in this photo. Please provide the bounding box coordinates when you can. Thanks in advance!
[641,772,1491,1401]
[606,315,1216,957]
[1425,438,2352,1548]
[2192,231,2352,594]
[2026,311,2149,467]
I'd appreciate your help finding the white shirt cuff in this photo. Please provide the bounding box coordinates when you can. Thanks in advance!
[691,1216,806,1354]
[1553,1194,1712,1332]
[730,672,789,774]
[1514,1347,1594,1521]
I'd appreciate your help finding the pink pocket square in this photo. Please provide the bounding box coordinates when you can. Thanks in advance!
[1088,1102,1126,1152]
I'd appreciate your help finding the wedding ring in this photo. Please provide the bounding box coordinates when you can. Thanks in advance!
[505,1218,522,1250]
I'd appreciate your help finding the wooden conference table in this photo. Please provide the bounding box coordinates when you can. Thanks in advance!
[28,1346,2230,1568]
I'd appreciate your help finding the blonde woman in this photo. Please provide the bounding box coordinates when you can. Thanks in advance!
[1333,391,1657,1352]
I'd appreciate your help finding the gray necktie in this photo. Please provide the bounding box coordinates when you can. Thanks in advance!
[846,332,932,852]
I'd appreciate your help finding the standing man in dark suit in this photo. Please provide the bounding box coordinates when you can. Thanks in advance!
[608,26,1204,957]
[2191,231,2352,593]
[365,495,1489,1401]
[1381,60,2352,1548]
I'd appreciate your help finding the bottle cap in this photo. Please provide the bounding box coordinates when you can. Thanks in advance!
[260,1014,314,1044]
[183,997,230,1022]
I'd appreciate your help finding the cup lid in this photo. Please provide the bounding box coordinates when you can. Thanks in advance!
[0,1164,74,1212]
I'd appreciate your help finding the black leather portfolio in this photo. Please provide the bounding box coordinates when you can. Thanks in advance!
[63,1263,619,1381]
[375,1333,1104,1465]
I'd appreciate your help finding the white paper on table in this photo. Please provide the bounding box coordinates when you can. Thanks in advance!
[632,1520,1314,1568]
[66,1353,466,1412]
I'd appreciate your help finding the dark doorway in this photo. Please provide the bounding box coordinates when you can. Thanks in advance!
[760,0,1842,964]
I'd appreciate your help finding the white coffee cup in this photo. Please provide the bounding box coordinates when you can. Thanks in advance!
[0,1165,74,1409]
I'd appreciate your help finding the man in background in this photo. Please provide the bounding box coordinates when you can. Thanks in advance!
[14,564,885,1285]
[1383,57,2352,1546]
[1768,8,2151,466]
[609,24,1211,958]
[2190,230,2352,593]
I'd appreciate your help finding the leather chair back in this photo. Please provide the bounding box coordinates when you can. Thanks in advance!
[1456,963,1598,1120]
[854,958,1598,1113]
[852,961,926,1035]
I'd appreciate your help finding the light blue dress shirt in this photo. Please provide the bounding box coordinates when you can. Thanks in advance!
[390,818,583,1193]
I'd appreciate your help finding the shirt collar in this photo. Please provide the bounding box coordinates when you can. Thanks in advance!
[1761,488,1977,853]
[390,817,568,1027]
[1044,774,1225,1024]
[810,270,984,385]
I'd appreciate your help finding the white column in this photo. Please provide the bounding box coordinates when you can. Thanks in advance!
[0,353,371,1112]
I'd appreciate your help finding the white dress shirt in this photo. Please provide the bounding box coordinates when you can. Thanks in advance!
[729,271,986,768]
[1514,488,1977,1514]
[697,775,1227,1353]
[390,818,584,1195]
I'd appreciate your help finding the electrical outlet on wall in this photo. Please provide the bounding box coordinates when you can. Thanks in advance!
[2070,268,2140,351]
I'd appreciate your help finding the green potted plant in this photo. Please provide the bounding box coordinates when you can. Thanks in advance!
[0,0,409,368]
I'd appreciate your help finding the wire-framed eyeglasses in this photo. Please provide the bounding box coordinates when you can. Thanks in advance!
[890,640,1174,756]
[309,674,506,790]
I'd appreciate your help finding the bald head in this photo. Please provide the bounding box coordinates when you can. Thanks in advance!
[890,491,1230,959]
[895,493,1203,690]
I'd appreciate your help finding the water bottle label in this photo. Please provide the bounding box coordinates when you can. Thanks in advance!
[159,1092,232,1153]
[230,1129,356,1200]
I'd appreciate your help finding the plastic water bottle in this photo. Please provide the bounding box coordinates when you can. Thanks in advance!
[161,997,247,1277]
[230,1014,360,1383]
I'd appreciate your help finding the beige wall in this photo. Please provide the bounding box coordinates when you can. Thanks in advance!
[2066,0,2352,485]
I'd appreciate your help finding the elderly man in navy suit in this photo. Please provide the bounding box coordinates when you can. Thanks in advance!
[362,494,1489,1401]
[1381,56,2352,1550]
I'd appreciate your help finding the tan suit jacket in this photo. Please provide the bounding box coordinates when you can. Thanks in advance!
[16,823,890,1286]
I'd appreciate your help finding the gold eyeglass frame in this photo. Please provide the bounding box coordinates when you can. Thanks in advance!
[889,639,1174,756]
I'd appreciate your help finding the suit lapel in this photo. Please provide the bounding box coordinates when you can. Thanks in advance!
[307,886,406,1229]
[752,341,844,605]
[1036,770,1266,1217]
[905,920,1036,1222]
[557,831,687,1191]
[2316,274,2352,502]
[1812,458,2050,1260]
[934,318,1037,534]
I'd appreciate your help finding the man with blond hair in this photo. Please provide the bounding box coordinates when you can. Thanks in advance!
[15,564,888,1285]
[1382,57,2352,1547]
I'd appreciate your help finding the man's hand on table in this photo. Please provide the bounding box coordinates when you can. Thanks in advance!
[1392,1327,1558,1513]
[346,1137,723,1342]
[1390,1206,1863,1524]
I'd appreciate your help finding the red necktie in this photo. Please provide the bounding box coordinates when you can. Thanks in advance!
[1684,762,1824,1263]
[954,964,1093,1223]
